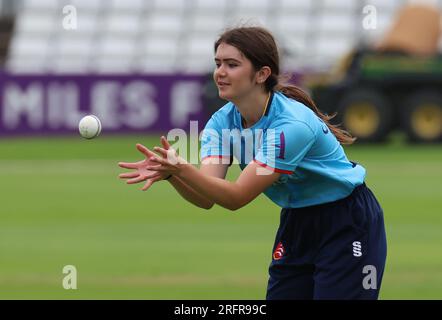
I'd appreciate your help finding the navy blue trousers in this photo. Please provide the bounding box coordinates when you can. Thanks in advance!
[266,183,387,300]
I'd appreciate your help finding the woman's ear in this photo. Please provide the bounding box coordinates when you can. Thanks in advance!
[256,66,272,84]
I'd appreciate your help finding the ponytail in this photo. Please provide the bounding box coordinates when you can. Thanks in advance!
[273,82,356,145]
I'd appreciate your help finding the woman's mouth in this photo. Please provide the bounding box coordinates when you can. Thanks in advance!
[217,81,230,87]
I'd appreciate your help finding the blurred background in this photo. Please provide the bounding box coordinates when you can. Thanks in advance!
[0,0,441,299]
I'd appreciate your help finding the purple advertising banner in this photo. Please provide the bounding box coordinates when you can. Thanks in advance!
[0,73,211,136]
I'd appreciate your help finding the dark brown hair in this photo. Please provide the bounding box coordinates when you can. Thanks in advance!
[214,27,355,145]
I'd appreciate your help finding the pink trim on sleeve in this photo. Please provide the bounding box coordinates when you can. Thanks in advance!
[253,159,293,174]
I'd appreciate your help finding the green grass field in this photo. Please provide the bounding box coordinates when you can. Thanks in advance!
[0,134,441,299]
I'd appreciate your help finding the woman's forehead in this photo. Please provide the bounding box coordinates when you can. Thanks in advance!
[215,43,244,60]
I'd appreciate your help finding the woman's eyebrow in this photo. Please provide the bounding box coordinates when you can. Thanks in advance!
[214,58,241,63]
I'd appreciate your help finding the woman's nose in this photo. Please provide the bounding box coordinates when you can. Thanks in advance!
[215,65,227,77]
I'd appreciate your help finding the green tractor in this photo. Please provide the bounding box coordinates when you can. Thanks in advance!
[308,48,442,143]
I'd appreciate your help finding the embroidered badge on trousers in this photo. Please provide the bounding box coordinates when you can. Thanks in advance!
[273,242,285,260]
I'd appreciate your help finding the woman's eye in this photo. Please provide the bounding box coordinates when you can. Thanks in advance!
[229,64,237,68]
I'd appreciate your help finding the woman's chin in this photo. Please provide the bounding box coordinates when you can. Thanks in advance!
[218,91,232,101]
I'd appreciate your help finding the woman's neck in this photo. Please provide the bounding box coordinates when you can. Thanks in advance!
[233,90,270,128]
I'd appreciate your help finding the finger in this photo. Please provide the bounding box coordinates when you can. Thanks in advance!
[144,172,162,179]
[153,146,168,157]
[141,179,154,191]
[141,176,162,191]
[158,146,170,155]
[119,172,139,179]
[118,161,142,169]
[149,156,167,165]
[146,164,168,172]
[127,176,147,184]
[161,136,171,150]
[136,143,156,158]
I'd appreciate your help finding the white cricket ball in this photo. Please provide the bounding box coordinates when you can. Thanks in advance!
[78,115,102,139]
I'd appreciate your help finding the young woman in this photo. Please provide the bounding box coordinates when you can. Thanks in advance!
[118,27,387,300]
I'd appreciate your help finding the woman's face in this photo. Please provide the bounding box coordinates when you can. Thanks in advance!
[213,42,257,101]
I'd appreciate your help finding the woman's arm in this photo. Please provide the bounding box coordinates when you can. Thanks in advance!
[177,161,280,210]
[167,175,212,209]
[118,138,230,210]
[167,162,228,209]
[148,147,281,211]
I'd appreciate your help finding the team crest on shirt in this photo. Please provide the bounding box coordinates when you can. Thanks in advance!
[273,242,285,260]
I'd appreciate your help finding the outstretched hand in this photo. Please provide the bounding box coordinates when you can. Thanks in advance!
[147,143,187,176]
[118,137,172,191]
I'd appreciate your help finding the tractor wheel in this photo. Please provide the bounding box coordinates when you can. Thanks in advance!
[402,91,442,143]
[337,88,393,142]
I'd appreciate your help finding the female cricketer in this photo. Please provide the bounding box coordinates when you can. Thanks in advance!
[118,27,387,300]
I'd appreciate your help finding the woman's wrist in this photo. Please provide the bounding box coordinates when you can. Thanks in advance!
[176,162,195,181]
[173,158,190,178]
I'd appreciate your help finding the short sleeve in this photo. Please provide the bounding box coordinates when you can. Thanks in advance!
[200,116,232,165]
[254,121,315,173]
